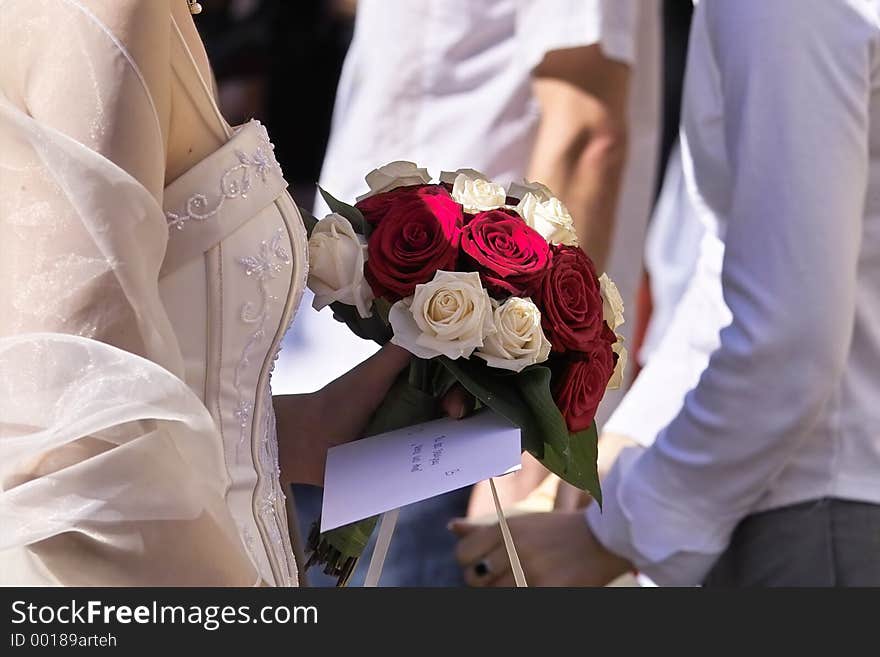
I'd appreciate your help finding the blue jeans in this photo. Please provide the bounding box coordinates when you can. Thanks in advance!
[293,484,469,587]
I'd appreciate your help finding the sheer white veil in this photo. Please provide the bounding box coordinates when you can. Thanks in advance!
[0,0,258,585]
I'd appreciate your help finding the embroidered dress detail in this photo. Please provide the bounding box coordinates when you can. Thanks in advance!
[233,229,291,458]
[165,124,282,231]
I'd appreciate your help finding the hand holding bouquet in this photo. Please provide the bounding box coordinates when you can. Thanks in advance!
[302,162,626,583]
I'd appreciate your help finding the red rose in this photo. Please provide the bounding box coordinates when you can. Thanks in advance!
[535,245,604,352]
[553,333,617,433]
[365,188,464,300]
[356,184,451,225]
[460,209,552,297]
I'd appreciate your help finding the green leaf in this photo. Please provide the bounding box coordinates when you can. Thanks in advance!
[329,300,392,345]
[298,204,319,236]
[437,358,553,458]
[437,357,600,499]
[319,186,367,235]
[516,365,571,456]
[373,297,393,325]
[319,517,379,559]
[534,421,602,506]
[430,362,460,398]
[312,357,602,578]
[361,372,440,436]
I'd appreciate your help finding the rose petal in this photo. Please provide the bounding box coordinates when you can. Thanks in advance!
[358,161,432,201]
[390,271,494,361]
[599,273,626,331]
[307,214,374,319]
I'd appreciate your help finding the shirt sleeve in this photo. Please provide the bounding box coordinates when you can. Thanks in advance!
[0,0,260,585]
[587,0,872,586]
[515,0,640,71]
[602,235,729,448]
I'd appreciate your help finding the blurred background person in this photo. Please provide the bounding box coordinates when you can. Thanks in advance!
[456,0,880,588]
[451,140,711,586]
[273,0,662,586]
[450,0,700,587]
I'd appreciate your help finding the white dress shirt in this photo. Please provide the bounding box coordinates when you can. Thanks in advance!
[588,0,880,586]
[636,144,707,367]
[275,0,661,408]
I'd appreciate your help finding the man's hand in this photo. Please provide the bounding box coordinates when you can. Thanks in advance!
[450,511,632,587]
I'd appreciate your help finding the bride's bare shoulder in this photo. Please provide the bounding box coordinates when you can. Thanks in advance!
[1,0,174,162]
[3,1,173,62]
[27,0,173,115]
[5,0,174,32]
[79,1,169,33]
[58,0,170,26]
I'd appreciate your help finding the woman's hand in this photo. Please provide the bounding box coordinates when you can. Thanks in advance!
[274,343,475,486]
[275,343,411,486]
[450,511,632,587]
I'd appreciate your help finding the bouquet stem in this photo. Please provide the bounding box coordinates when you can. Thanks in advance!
[304,517,378,586]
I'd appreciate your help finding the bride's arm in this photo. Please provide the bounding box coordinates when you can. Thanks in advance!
[274,344,411,486]
[275,344,473,486]
[0,0,260,585]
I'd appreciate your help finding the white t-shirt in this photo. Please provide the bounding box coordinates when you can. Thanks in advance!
[275,0,661,413]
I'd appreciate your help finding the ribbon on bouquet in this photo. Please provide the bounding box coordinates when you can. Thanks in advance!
[363,508,399,587]
[363,477,527,587]
[488,477,528,587]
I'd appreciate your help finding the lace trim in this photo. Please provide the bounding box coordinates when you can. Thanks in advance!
[165,124,281,231]
[233,226,299,586]
[253,209,309,587]
[233,229,291,459]
[260,394,294,586]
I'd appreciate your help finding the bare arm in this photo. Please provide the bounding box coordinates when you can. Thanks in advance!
[469,45,631,516]
[529,44,631,272]
[275,343,412,486]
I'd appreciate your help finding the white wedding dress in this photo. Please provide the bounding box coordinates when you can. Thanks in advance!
[0,1,306,585]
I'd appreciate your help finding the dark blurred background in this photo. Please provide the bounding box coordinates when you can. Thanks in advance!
[198,0,357,208]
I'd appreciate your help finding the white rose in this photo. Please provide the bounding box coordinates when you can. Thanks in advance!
[389,271,495,360]
[508,179,554,203]
[516,193,579,247]
[599,273,625,330]
[308,213,374,319]
[448,171,507,214]
[607,337,628,390]
[357,161,431,201]
[476,297,551,372]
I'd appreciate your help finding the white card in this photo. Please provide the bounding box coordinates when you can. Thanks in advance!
[320,410,522,532]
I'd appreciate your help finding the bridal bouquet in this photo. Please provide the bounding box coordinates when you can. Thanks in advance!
[301,162,626,583]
